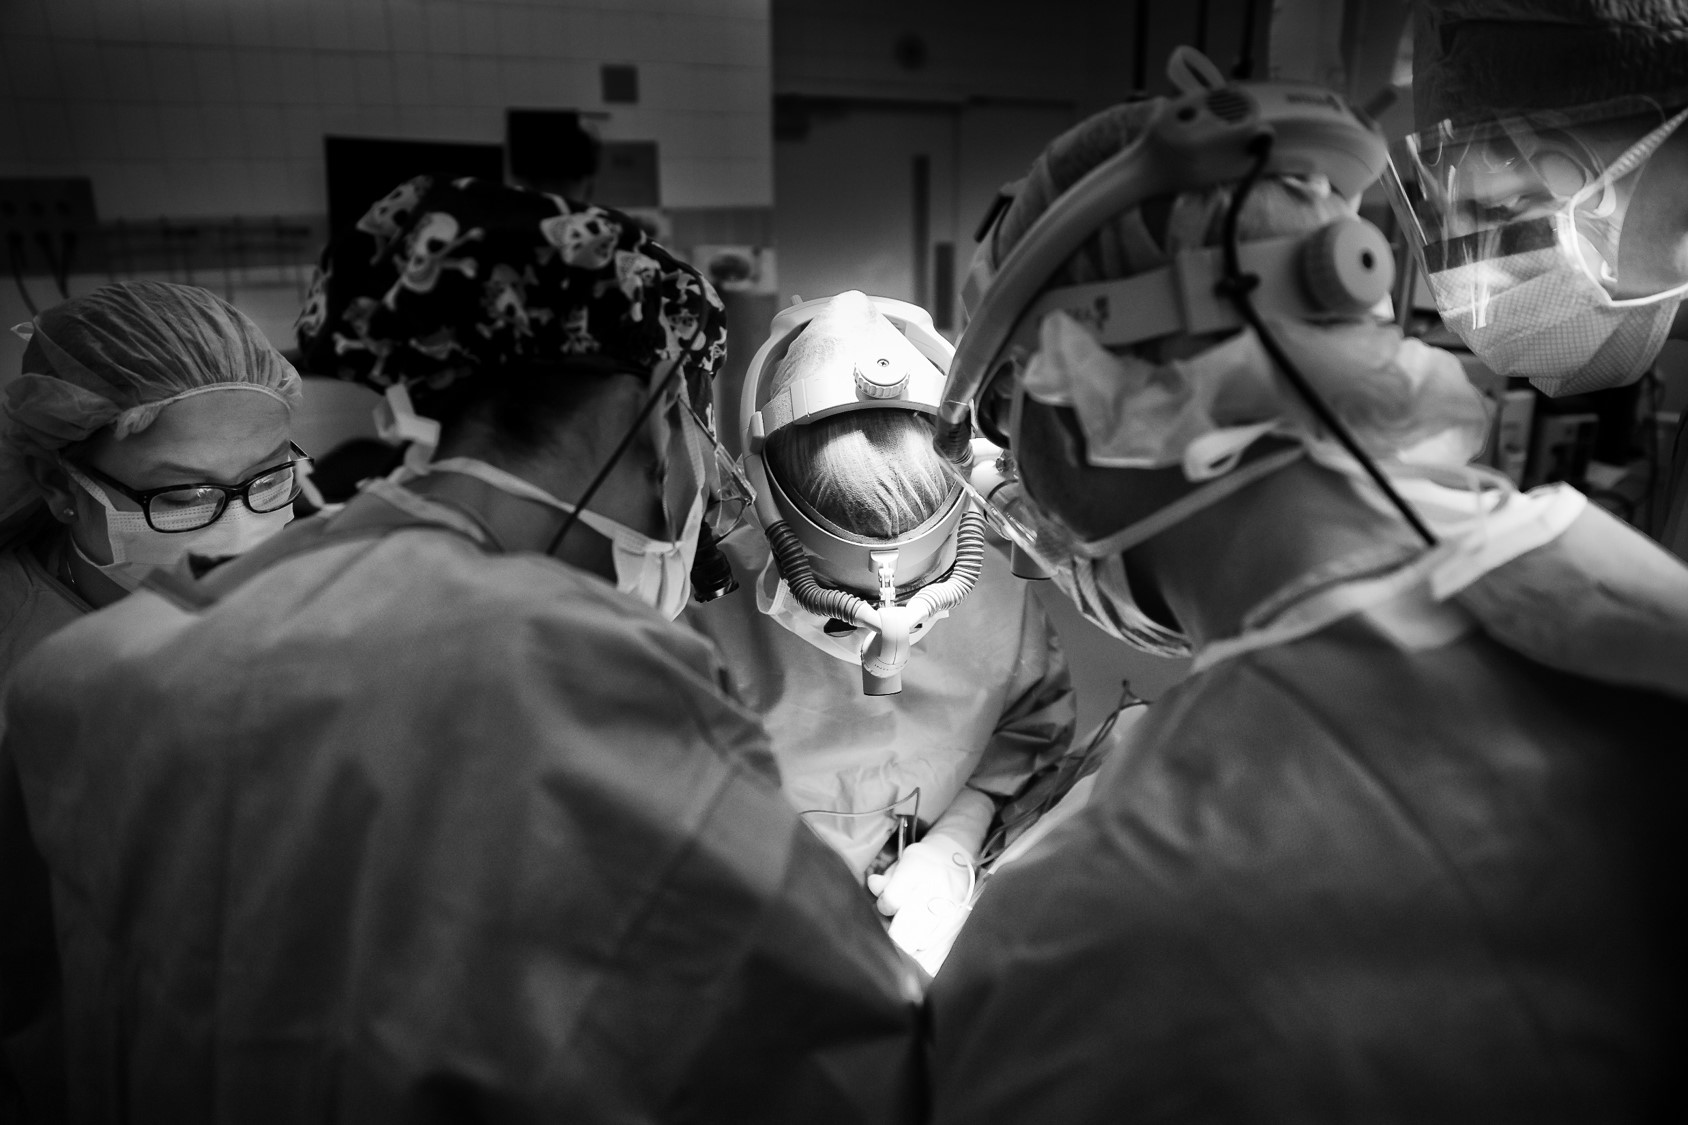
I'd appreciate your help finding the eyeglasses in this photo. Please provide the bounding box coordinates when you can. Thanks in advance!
[681,398,755,541]
[78,442,314,533]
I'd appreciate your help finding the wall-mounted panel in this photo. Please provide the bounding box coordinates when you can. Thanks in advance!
[0,0,774,225]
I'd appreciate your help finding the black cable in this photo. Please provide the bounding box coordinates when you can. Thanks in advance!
[544,360,684,556]
[1215,136,1439,547]
[1082,678,1147,760]
[9,240,40,317]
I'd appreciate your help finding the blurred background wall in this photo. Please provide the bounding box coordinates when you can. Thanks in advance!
[0,0,773,452]
[6,0,1680,729]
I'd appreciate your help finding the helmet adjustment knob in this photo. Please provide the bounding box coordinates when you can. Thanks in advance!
[1300,217,1395,314]
[855,355,907,399]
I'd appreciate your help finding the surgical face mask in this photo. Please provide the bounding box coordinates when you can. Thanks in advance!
[420,456,703,620]
[63,463,293,591]
[979,310,1480,656]
[1056,554,1193,659]
[1019,308,1485,481]
[1430,244,1680,395]
[1428,110,1688,395]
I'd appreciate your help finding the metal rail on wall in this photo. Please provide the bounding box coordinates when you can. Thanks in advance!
[98,216,324,301]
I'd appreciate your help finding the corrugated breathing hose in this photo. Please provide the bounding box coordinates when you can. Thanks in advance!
[763,518,881,629]
[906,509,987,616]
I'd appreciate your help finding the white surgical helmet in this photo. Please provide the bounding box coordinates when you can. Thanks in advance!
[740,291,967,595]
[740,291,952,448]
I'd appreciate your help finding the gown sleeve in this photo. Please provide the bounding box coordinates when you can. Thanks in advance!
[0,736,66,1124]
[958,585,1080,823]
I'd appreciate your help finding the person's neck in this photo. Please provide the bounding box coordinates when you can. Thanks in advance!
[404,452,660,583]
[1127,461,1424,649]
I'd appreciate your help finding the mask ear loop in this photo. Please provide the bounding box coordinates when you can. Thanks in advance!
[546,357,684,557]
[1215,135,1438,548]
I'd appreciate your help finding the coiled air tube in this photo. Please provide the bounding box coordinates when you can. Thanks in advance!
[905,509,987,617]
[764,506,990,694]
[763,518,882,631]
[763,507,988,631]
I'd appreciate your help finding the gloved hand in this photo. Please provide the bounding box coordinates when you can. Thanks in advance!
[868,837,977,973]
[867,837,974,918]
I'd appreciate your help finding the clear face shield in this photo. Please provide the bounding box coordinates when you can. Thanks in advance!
[1386,97,1688,390]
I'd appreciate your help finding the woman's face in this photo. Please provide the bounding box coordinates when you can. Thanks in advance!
[47,389,293,564]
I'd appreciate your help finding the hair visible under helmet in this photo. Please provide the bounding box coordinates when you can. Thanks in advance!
[763,403,954,542]
[0,280,302,528]
[751,289,959,541]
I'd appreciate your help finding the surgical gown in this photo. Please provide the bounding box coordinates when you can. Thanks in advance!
[0,487,924,1124]
[929,578,1687,1122]
[0,514,88,723]
[682,523,1077,877]
[1,514,87,1124]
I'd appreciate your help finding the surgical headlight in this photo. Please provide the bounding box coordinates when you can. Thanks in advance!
[935,47,1438,647]
[939,59,1394,465]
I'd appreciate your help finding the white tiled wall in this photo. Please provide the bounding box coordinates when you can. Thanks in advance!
[774,0,1266,112]
[0,0,773,220]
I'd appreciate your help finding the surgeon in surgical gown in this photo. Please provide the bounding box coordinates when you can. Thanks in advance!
[927,71,1688,1122]
[0,283,303,1124]
[685,292,1082,970]
[0,178,922,1124]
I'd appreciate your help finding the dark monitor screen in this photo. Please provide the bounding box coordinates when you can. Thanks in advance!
[324,136,504,236]
[507,108,599,187]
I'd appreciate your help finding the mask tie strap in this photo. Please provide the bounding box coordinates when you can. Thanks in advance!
[1182,420,1281,480]
[1571,105,1688,211]
[373,384,441,473]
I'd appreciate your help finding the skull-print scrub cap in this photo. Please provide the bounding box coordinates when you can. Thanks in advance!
[297,176,728,413]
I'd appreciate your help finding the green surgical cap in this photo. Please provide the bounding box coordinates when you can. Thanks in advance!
[0,280,302,525]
